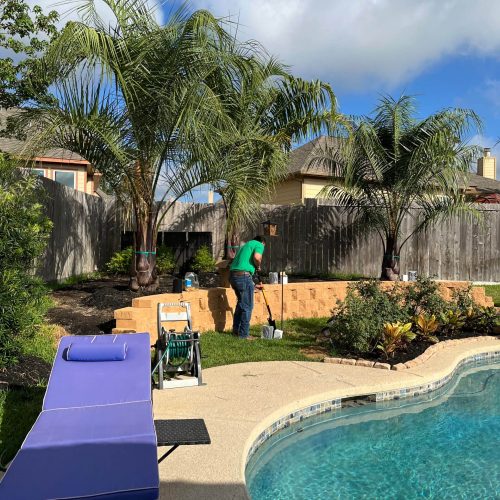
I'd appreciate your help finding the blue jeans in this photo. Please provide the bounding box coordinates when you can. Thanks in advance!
[230,274,254,338]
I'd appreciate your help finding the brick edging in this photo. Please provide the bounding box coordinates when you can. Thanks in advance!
[323,335,500,371]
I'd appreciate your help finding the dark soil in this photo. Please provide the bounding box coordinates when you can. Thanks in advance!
[0,355,52,388]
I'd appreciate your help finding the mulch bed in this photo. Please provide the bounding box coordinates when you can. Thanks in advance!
[328,329,496,366]
[0,355,52,388]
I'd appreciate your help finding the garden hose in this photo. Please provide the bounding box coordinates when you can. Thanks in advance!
[151,333,192,375]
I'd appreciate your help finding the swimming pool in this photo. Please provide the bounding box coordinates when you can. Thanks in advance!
[246,361,500,499]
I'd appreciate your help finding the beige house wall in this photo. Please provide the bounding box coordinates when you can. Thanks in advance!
[269,178,303,204]
[36,161,95,195]
[303,177,329,199]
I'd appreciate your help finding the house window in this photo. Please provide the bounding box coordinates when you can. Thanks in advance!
[33,169,44,177]
[54,171,75,189]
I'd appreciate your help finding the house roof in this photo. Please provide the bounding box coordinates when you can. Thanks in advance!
[288,136,341,177]
[466,172,500,194]
[288,136,500,194]
[0,108,88,163]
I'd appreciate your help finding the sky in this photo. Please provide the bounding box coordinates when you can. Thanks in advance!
[29,0,500,196]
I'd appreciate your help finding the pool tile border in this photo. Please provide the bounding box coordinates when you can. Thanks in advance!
[246,349,500,464]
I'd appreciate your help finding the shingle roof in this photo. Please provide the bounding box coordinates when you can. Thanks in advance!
[0,108,87,162]
[288,136,340,177]
[288,136,500,194]
[466,172,500,194]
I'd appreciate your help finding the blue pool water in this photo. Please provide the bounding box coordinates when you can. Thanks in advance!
[247,363,500,499]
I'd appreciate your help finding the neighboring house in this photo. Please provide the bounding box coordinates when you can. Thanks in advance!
[271,136,500,205]
[0,108,101,195]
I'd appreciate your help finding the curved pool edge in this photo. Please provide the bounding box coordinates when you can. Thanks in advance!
[152,336,500,500]
[241,337,500,492]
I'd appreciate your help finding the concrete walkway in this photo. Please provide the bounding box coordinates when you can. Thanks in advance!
[153,336,500,499]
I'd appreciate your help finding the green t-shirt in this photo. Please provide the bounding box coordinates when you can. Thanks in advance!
[230,240,265,274]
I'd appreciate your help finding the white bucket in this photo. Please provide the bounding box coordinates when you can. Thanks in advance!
[273,329,283,340]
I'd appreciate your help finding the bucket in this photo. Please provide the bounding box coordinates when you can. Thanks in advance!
[269,272,278,284]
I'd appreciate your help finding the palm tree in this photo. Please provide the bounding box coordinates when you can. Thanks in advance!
[311,95,482,280]
[211,58,336,258]
[11,0,334,289]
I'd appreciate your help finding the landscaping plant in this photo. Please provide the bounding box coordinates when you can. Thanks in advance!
[327,280,409,353]
[192,245,216,273]
[377,322,415,359]
[106,246,175,275]
[313,95,482,280]
[415,313,439,344]
[0,155,52,366]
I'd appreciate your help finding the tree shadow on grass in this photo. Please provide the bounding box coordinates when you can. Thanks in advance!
[0,386,45,467]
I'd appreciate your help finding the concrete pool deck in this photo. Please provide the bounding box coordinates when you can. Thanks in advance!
[153,336,500,499]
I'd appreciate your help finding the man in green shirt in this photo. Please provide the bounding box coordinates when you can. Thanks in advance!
[229,236,266,339]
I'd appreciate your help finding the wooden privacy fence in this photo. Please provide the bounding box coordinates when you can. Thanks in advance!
[38,178,121,281]
[246,199,500,282]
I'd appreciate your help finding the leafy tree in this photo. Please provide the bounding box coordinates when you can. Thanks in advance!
[312,95,481,280]
[0,0,58,108]
[11,0,334,290]
[0,154,52,366]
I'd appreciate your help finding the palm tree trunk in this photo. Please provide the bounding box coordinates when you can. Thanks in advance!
[381,235,400,281]
[128,203,159,291]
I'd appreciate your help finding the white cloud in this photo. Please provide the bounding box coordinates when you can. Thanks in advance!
[26,0,163,28]
[191,0,500,91]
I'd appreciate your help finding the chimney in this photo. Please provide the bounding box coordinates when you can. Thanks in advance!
[477,148,497,180]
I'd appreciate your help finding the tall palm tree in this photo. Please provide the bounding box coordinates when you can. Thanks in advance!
[311,95,482,280]
[211,58,336,257]
[11,0,334,289]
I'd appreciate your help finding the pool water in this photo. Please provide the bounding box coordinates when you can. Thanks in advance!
[247,363,500,499]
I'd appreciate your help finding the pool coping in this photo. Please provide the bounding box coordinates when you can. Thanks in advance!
[245,343,500,467]
[153,335,500,500]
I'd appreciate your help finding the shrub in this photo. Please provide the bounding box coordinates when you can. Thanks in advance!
[192,245,216,273]
[156,246,175,274]
[328,280,410,353]
[105,247,133,275]
[404,276,448,318]
[377,322,415,359]
[415,313,439,343]
[0,156,52,366]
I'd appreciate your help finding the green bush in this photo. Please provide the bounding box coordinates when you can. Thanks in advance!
[327,277,494,356]
[404,276,448,318]
[156,246,175,274]
[0,156,52,367]
[328,280,410,353]
[105,247,133,275]
[192,245,216,273]
[106,246,175,275]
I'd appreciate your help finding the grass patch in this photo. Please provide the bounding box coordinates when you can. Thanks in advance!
[484,285,500,307]
[0,386,45,466]
[200,317,329,369]
[22,323,59,366]
[0,323,58,466]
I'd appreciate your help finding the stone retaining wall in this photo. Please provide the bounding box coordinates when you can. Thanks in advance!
[113,281,494,341]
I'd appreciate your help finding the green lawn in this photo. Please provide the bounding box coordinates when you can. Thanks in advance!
[0,325,57,466]
[200,317,329,369]
[484,285,500,307]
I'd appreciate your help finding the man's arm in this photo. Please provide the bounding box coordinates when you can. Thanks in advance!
[253,252,263,271]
